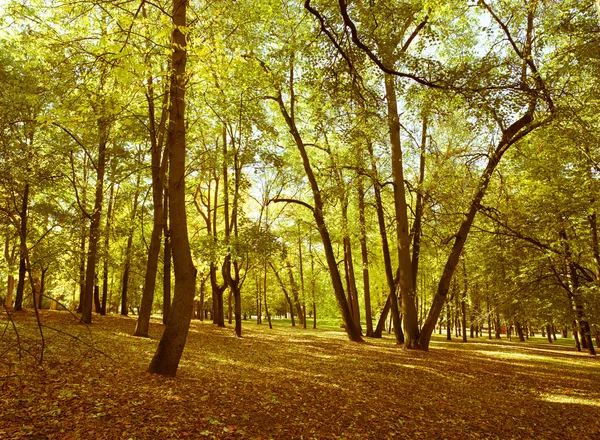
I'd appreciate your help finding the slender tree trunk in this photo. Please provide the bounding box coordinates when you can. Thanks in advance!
[367,143,403,342]
[573,322,582,352]
[82,117,108,324]
[199,276,205,321]
[357,177,373,336]
[310,239,316,329]
[420,106,537,350]
[461,258,467,342]
[38,267,48,309]
[121,180,141,316]
[269,261,295,327]
[495,313,502,339]
[263,260,272,329]
[228,289,233,324]
[14,183,29,312]
[546,324,553,343]
[446,301,452,341]
[77,226,86,313]
[5,239,16,309]
[275,93,361,341]
[101,182,114,315]
[135,89,169,334]
[287,263,304,325]
[163,185,171,325]
[148,0,198,377]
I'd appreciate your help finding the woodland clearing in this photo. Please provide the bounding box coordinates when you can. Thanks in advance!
[1,310,599,439]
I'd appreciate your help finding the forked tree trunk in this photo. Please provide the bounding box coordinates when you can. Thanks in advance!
[148,0,198,377]
[384,74,420,348]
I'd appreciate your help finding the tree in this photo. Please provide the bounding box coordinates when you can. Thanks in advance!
[148,0,198,377]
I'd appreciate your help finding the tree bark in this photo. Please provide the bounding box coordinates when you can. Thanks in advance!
[148,0,198,377]
[14,183,29,312]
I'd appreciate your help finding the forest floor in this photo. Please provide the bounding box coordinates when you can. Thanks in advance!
[1,310,600,439]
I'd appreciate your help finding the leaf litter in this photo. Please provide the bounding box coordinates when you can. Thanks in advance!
[1,310,599,439]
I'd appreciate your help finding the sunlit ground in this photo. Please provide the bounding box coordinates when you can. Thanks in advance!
[1,310,599,439]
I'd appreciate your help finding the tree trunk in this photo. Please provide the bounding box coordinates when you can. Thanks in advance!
[446,301,452,341]
[38,267,48,309]
[4,239,16,309]
[163,185,171,325]
[561,227,596,355]
[228,289,233,324]
[357,177,373,336]
[148,0,198,377]
[546,324,553,343]
[93,283,101,313]
[367,143,403,342]
[515,320,525,342]
[420,106,537,350]
[269,261,295,327]
[263,261,272,329]
[77,225,86,313]
[14,183,29,312]
[287,263,305,325]
[101,182,114,316]
[135,82,169,335]
[461,258,467,342]
[310,237,317,329]
[121,181,141,317]
[210,264,225,327]
[495,313,502,339]
[573,322,582,352]
[82,117,108,324]
[274,92,361,342]
[384,74,419,348]
[199,276,205,321]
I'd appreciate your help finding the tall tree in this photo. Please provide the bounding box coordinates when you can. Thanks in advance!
[148,0,198,377]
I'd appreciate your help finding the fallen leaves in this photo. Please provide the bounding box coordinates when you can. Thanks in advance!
[1,310,600,439]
